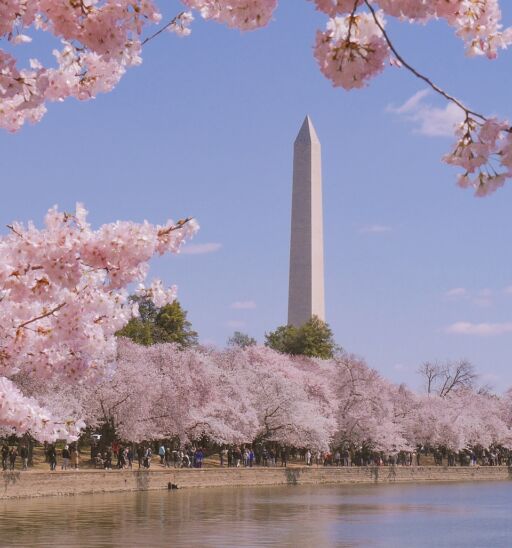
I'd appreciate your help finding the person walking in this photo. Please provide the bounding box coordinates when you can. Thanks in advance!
[144,446,152,468]
[62,445,70,470]
[220,447,227,467]
[20,445,29,471]
[70,445,80,470]
[281,448,288,468]
[137,445,144,469]
[117,447,126,469]
[159,444,166,466]
[104,449,113,470]
[9,447,17,470]
[1,443,9,471]
[48,445,57,471]
[234,447,242,468]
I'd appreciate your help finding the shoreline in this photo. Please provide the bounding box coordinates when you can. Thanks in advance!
[1,465,511,500]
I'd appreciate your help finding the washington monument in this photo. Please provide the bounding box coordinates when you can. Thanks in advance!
[287,116,325,327]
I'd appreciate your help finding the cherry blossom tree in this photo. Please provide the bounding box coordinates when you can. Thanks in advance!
[23,332,512,455]
[1,1,511,196]
[0,204,197,441]
[147,343,259,444]
[410,390,512,452]
[66,343,336,450]
[230,346,337,449]
[79,340,259,444]
[329,353,411,452]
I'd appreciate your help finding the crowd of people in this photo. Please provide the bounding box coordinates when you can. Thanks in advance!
[2,440,512,472]
[1,443,28,471]
[89,443,207,470]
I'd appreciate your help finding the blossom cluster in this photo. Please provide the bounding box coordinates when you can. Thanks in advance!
[444,117,512,196]
[0,377,85,443]
[0,1,197,131]
[2,0,511,194]
[0,204,197,439]
[181,0,277,30]
[314,11,389,89]
[312,0,512,59]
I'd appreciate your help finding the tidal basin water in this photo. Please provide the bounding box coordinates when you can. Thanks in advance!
[1,481,512,547]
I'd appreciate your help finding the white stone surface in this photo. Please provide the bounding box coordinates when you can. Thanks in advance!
[288,116,325,327]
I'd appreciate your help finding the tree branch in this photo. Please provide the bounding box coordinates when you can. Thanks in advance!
[6,224,23,238]
[17,303,66,330]
[157,217,194,237]
[142,12,185,46]
[363,0,486,121]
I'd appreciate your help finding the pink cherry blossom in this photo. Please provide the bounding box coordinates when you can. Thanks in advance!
[0,376,85,443]
[0,204,197,440]
[311,0,364,17]
[314,12,390,89]
[444,117,512,196]
[1,0,512,194]
[18,333,512,453]
[181,0,277,30]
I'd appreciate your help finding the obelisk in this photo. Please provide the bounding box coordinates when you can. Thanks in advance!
[287,116,325,327]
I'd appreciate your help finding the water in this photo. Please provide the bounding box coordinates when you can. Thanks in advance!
[1,481,512,547]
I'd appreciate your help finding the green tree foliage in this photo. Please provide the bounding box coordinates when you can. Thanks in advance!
[227,331,257,349]
[117,297,198,348]
[264,316,337,359]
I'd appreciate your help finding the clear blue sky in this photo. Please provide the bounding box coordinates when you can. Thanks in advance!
[2,1,512,390]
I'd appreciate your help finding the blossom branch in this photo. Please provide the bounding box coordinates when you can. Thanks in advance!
[16,303,66,330]
[157,217,194,237]
[142,11,193,45]
[363,0,486,121]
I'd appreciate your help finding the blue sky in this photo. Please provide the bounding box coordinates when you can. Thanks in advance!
[2,1,512,390]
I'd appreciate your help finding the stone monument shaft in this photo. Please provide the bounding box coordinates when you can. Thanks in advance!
[288,116,325,327]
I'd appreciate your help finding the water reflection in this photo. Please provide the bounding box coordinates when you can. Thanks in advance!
[1,482,511,547]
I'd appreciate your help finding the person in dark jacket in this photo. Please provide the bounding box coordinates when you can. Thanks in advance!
[104,449,113,470]
[137,445,144,469]
[9,447,17,470]
[2,443,10,470]
[48,445,57,471]
[20,445,29,470]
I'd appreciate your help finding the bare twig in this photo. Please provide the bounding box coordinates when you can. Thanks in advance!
[6,224,23,238]
[157,217,193,237]
[142,13,184,46]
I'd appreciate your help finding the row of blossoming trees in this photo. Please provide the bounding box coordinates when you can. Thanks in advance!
[13,338,512,456]
[2,205,512,456]
[84,343,512,453]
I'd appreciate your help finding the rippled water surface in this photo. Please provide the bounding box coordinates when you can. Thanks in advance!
[1,481,512,547]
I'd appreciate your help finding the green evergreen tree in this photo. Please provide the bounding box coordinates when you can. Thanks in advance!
[227,331,257,349]
[154,301,198,347]
[264,316,337,359]
[117,297,198,348]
